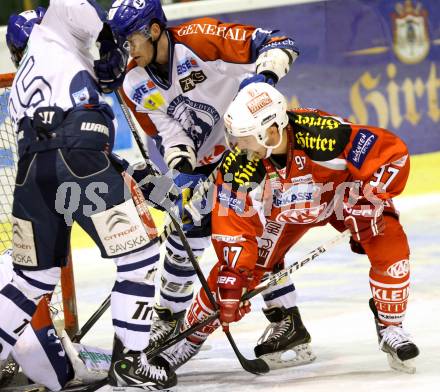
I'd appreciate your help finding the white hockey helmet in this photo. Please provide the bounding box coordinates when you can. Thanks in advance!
[224,82,288,152]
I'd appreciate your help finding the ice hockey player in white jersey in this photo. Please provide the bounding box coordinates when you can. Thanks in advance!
[1,10,113,390]
[0,0,176,389]
[107,1,314,366]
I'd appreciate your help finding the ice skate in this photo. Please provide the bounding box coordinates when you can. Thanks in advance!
[160,337,203,371]
[148,305,186,352]
[254,306,316,369]
[108,335,177,390]
[369,298,419,374]
[0,356,18,388]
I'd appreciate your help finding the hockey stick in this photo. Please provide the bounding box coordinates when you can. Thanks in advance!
[71,295,111,343]
[146,230,350,359]
[115,90,269,375]
[242,230,350,301]
[114,89,161,176]
[67,156,218,346]
[168,212,269,374]
[68,89,219,345]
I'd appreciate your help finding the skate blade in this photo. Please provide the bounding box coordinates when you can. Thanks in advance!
[0,385,45,392]
[96,385,173,392]
[94,387,174,392]
[386,353,416,374]
[260,343,316,370]
[200,344,212,351]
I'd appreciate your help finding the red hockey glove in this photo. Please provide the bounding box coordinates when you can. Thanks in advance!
[216,266,251,332]
[343,197,385,242]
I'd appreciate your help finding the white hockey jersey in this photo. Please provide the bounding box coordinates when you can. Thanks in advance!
[8,0,106,131]
[0,250,13,288]
[122,18,298,167]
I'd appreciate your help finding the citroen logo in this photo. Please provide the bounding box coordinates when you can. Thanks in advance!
[12,222,24,241]
[106,210,131,232]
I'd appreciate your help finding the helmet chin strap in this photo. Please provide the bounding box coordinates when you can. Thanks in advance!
[263,147,273,159]
[261,124,284,158]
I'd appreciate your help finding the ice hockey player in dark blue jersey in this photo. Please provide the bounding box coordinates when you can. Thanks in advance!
[0,0,176,389]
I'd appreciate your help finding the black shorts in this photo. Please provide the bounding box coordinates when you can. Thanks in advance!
[12,148,156,270]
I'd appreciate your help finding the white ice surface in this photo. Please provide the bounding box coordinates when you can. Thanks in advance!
[72,193,440,392]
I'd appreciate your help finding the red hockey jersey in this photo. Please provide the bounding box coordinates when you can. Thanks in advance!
[212,108,410,271]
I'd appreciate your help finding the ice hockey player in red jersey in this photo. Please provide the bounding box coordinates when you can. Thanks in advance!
[106,0,311,361]
[159,82,419,374]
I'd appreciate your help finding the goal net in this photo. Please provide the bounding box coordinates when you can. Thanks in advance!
[0,73,78,337]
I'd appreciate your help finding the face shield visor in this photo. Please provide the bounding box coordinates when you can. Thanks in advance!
[123,26,152,52]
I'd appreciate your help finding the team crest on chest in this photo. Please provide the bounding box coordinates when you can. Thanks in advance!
[167,95,220,151]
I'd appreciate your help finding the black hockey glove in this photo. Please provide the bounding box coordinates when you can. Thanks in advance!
[132,164,206,231]
[164,145,197,174]
[130,162,178,212]
[94,39,128,94]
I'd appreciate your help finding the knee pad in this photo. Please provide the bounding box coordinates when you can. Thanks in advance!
[160,255,196,299]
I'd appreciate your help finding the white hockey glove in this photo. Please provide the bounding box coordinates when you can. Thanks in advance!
[256,48,297,83]
[61,330,109,384]
[239,48,297,90]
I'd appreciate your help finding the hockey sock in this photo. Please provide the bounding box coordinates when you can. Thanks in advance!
[112,245,161,351]
[159,234,210,313]
[369,261,410,325]
[183,289,220,345]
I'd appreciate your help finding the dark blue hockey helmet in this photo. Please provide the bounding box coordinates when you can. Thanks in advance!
[6,7,46,67]
[108,0,167,39]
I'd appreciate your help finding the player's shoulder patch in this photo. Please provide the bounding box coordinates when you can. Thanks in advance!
[220,148,265,191]
[347,129,378,169]
[289,110,352,161]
